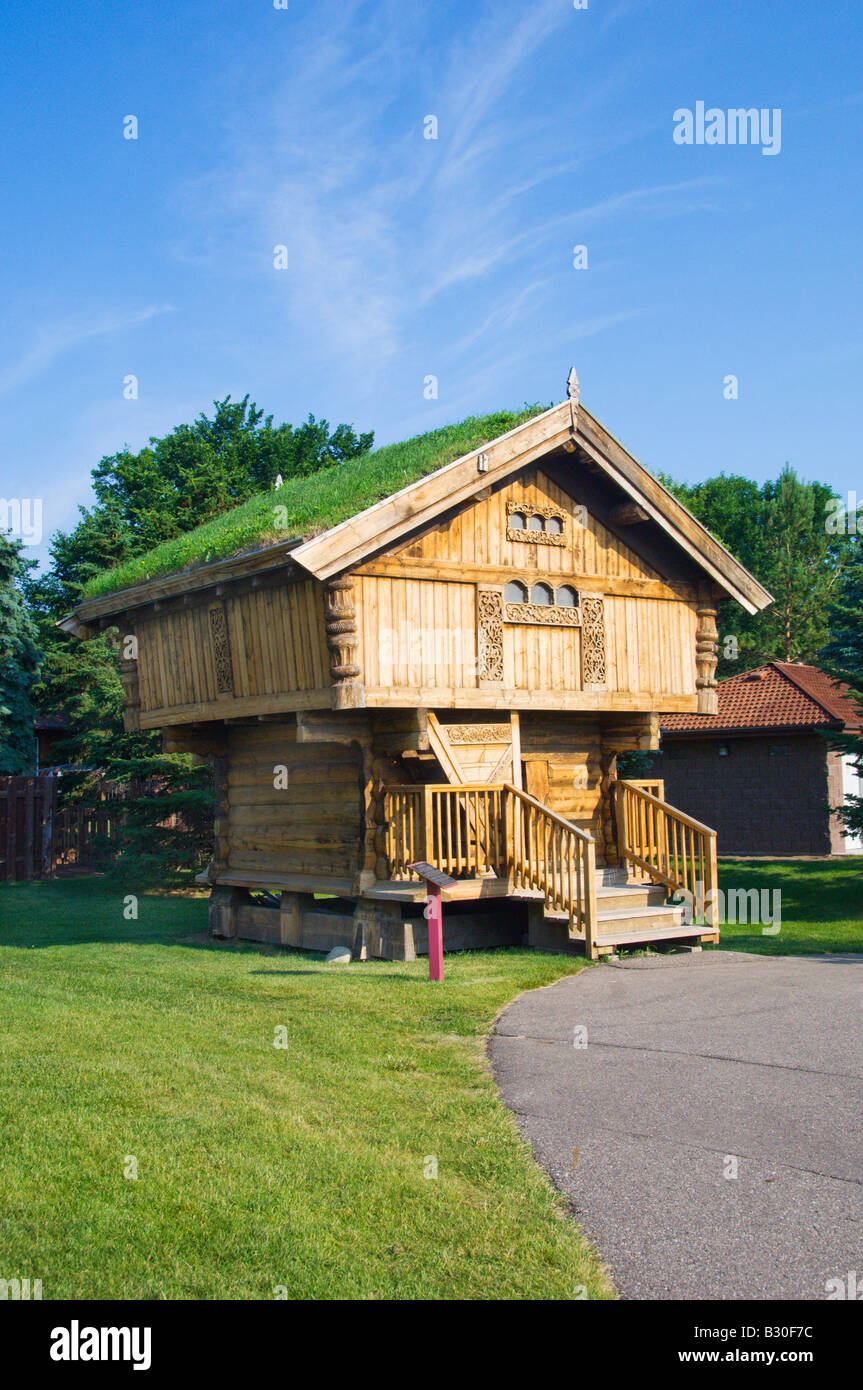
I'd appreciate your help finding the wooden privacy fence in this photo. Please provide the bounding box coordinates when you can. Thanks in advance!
[383,781,597,946]
[0,777,157,882]
[0,777,58,882]
[614,778,718,929]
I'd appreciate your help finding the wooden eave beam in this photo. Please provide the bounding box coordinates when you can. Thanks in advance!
[575,410,773,615]
[69,536,305,626]
[290,402,575,581]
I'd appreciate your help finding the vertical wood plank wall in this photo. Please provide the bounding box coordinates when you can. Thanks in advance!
[135,579,329,714]
[398,466,662,577]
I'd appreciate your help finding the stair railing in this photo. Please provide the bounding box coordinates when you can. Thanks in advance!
[383,781,598,952]
[503,783,597,950]
[614,780,719,931]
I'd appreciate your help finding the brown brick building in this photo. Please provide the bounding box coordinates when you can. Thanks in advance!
[653,663,863,856]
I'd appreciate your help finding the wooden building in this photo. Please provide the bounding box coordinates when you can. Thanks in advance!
[63,375,773,958]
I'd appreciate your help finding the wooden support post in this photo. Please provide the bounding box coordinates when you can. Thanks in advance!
[118,618,141,732]
[695,599,719,715]
[423,784,434,864]
[324,577,365,710]
[279,891,303,947]
[704,832,719,933]
[208,885,249,939]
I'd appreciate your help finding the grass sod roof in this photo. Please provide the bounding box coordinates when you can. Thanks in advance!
[81,407,546,600]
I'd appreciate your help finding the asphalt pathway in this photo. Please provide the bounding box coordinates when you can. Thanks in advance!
[489,950,863,1300]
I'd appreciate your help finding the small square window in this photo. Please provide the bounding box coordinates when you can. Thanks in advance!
[769,744,788,757]
[718,744,730,757]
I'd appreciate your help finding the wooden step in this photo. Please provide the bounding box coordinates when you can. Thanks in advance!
[595,882,668,913]
[596,904,687,934]
[595,923,719,949]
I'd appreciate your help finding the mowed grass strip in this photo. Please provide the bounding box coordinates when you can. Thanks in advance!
[716,858,862,955]
[0,880,613,1300]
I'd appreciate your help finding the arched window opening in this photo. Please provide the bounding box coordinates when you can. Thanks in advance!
[504,581,528,603]
[555,585,578,608]
[530,583,553,605]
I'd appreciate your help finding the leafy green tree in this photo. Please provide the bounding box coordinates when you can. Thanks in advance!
[662,466,848,673]
[819,540,863,841]
[22,394,373,883]
[0,534,41,773]
[88,396,373,554]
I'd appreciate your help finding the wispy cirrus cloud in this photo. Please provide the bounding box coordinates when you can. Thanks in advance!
[0,304,174,397]
[172,0,727,402]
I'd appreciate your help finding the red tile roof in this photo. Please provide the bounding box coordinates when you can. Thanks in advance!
[662,663,863,736]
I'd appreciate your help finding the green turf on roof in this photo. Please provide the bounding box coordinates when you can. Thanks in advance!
[81,407,547,600]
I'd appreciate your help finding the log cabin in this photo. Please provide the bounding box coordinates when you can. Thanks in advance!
[62,372,773,959]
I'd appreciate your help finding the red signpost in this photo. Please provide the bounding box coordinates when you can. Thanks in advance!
[409,861,456,982]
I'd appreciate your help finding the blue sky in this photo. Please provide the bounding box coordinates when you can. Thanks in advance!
[2,0,861,565]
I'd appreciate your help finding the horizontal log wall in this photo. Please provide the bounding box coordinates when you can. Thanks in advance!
[225,721,363,882]
[519,714,603,840]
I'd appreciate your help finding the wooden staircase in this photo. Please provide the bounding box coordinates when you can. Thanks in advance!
[534,865,713,957]
[383,778,720,959]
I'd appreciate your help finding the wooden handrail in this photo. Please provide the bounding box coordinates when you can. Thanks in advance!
[614,779,719,932]
[502,783,596,842]
[616,781,716,836]
[383,780,599,954]
[504,783,597,951]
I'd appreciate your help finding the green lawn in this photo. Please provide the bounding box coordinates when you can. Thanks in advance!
[715,858,862,955]
[0,879,612,1301]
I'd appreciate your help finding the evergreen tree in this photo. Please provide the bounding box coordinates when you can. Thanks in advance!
[0,534,41,773]
[662,466,849,674]
[22,394,373,884]
[819,539,863,841]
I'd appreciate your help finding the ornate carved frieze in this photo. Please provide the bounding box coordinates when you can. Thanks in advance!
[477,588,504,682]
[504,602,581,627]
[505,500,567,547]
[208,603,234,695]
[445,724,512,743]
[324,577,365,709]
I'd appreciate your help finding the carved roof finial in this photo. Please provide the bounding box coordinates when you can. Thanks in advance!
[566,366,580,403]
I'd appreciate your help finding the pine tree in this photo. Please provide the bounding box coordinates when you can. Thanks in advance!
[819,540,863,841]
[662,466,849,673]
[0,534,41,773]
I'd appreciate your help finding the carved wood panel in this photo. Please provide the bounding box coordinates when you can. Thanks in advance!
[477,588,504,682]
[208,603,234,696]
[504,602,581,627]
[581,596,606,686]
